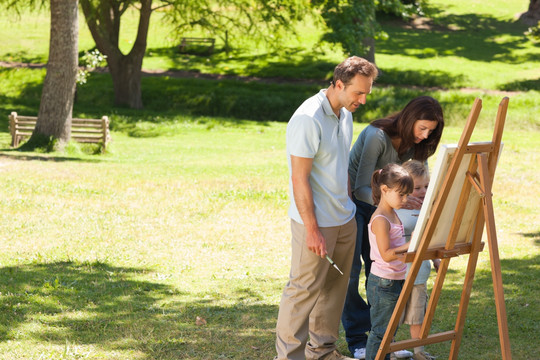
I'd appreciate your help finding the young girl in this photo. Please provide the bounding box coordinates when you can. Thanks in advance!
[365,163,414,360]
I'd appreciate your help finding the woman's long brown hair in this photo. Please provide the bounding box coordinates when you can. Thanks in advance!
[371,96,444,161]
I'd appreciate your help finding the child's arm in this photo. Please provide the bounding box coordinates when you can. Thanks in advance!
[371,217,410,263]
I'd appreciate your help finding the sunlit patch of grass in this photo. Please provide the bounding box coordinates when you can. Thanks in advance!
[0,119,538,358]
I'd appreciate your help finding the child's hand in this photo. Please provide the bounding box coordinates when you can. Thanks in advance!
[433,258,441,272]
[402,195,423,210]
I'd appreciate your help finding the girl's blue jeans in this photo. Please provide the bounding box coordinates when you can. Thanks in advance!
[365,273,404,360]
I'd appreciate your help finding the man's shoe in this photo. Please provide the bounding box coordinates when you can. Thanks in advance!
[412,351,437,360]
[321,349,356,360]
[353,347,366,359]
[393,349,413,358]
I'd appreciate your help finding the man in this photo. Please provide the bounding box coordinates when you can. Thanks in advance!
[275,56,378,360]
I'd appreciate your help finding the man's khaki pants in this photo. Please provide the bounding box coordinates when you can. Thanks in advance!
[275,218,356,360]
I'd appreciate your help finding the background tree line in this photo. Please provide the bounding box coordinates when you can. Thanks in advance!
[2,0,538,151]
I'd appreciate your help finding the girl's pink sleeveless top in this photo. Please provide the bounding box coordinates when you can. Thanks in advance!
[368,213,407,280]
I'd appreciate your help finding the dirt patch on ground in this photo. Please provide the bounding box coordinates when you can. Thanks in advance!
[0,61,326,86]
[140,68,328,86]
[385,15,462,32]
[457,87,521,97]
[0,61,523,96]
[0,61,46,69]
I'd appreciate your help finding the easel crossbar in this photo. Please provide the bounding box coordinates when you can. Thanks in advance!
[388,331,457,351]
[464,143,494,153]
[400,242,485,263]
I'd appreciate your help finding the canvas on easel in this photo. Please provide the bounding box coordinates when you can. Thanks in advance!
[373,97,512,360]
[408,141,503,252]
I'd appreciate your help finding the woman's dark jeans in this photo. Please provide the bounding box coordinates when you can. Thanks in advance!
[341,199,376,354]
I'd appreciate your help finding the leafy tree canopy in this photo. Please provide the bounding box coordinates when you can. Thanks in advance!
[314,0,427,57]
[165,0,311,51]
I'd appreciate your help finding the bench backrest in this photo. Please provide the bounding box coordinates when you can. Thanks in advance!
[179,37,215,54]
[9,112,110,149]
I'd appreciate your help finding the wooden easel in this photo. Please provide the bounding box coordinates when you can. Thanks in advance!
[375,97,512,360]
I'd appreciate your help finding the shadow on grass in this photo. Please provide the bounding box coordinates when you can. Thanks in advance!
[146,45,469,90]
[379,12,535,64]
[425,253,539,359]
[0,69,42,136]
[1,51,47,65]
[0,255,534,358]
[172,298,279,358]
[0,261,173,343]
[0,57,514,131]
[145,47,336,81]
[521,230,540,245]
[1,66,471,131]
[0,260,279,358]
[376,68,466,89]
[499,78,540,92]
[0,152,104,163]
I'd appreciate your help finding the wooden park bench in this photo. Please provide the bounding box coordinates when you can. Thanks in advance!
[179,37,215,54]
[9,112,111,149]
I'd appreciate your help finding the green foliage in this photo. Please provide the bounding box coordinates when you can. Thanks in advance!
[77,49,107,85]
[314,0,425,56]
[315,0,380,56]
[166,0,311,52]
[378,0,429,17]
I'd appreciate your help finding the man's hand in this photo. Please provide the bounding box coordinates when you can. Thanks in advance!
[306,228,327,258]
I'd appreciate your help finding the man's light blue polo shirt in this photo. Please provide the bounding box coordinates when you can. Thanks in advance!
[286,89,356,227]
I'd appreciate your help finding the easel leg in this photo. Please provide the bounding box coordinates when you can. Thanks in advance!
[448,209,484,359]
[420,258,449,338]
[477,154,513,360]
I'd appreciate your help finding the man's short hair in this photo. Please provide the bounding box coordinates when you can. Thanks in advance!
[333,56,378,86]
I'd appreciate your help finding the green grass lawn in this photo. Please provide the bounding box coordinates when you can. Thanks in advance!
[0,114,538,359]
[0,0,538,358]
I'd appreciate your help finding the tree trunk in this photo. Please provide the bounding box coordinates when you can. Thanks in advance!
[107,52,145,109]
[30,0,78,149]
[80,0,152,109]
[519,0,540,25]
[362,37,376,64]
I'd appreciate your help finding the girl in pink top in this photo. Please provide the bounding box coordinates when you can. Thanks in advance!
[365,163,413,360]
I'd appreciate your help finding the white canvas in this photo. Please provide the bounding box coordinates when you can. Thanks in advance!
[408,142,502,252]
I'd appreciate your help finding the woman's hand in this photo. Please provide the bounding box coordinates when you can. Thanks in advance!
[402,195,423,210]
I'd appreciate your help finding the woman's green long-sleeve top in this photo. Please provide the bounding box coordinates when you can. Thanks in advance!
[349,124,415,205]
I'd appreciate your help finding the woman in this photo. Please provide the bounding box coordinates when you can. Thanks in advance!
[342,96,444,359]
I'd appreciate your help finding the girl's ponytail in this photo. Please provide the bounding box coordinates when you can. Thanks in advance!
[371,164,413,205]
